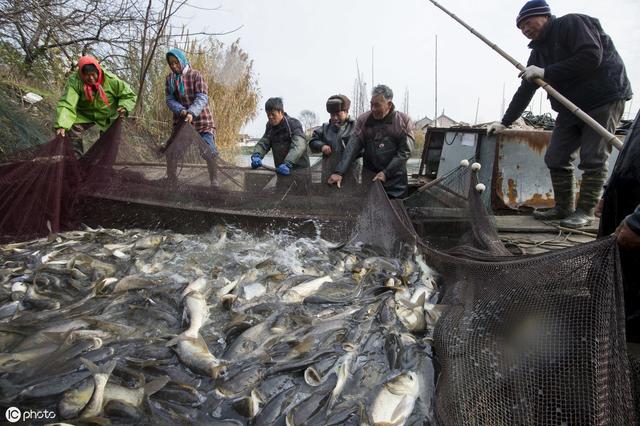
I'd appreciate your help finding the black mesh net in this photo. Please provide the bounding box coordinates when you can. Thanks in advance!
[0,120,636,424]
[405,163,512,258]
[425,237,633,425]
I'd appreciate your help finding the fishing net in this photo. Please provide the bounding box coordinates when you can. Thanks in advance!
[0,86,50,161]
[425,236,633,425]
[404,163,512,258]
[0,118,636,424]
[0,120,370,242]
[0,135,83,241]
[353,161,635,424]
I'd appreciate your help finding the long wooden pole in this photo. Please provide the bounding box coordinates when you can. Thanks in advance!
[427,0,623,150]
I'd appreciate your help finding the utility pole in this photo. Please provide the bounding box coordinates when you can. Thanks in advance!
[475,97,480,124]
[371,46,375,89]
[434,34,438,127]
[403,87,410,115]
[501,82,506,117]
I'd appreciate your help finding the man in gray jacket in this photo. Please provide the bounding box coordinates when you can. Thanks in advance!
[328,85,414,198]
[487,0,632,228]
[309,94,358,183]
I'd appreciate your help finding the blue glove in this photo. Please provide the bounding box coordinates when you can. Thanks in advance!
[276,163,291,176]
[250,153,262,169]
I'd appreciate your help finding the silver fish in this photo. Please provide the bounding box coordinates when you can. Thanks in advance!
[370,371,419,426]
[167,332,227,378]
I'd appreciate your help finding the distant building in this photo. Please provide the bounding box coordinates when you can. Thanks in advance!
[414,116,432,130]
[414,113,458,130]
[429,113,458,128]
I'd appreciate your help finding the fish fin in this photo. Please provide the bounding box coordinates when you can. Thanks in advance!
[181,306,188,327]
[165,331,199,347]
[143,376,170,397]
[41,331,67,345]
[101,359,117,376]
[80,357,100,375]
[165,335,181,347]
[195,333,210,349]
[81,358,117,376]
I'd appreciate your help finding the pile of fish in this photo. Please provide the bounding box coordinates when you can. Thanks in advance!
[0,224,441,425]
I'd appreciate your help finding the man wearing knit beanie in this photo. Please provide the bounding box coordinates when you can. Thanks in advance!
[309,94,358,183]
[487,1,632,229]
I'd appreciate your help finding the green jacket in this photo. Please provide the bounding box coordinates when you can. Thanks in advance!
[55,70,137,131]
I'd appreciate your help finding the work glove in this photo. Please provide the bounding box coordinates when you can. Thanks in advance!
[519,65,544,82]
[250,153,262,169]
[276,162,292,176]
[487,122,507,135]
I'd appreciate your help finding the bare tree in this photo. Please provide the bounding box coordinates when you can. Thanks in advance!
[299,110,318,131]
[0,0,138,69]
[352,61,367,119]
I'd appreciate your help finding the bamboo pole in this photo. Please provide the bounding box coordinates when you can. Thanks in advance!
[427,0,623,150]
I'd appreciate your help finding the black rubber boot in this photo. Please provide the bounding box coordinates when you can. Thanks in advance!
[560,172,606,229]
[207,158,219,188]
[533,170,575,220]
[560,210,593,228]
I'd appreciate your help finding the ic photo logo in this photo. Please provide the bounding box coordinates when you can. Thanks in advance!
[4,406,56,423]
[5,406,20,423]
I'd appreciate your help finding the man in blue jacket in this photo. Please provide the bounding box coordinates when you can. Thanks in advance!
[488,0,632,229]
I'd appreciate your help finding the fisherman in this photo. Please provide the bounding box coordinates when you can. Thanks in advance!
[597,109,640,342]
[250,97,310,176]
[327,84,414,198]
[487,0,632,228]
[55,56,137,158]
[165,48,220,187]
[309,94,359,184]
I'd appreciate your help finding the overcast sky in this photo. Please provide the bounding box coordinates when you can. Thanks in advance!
[176,0,640,137]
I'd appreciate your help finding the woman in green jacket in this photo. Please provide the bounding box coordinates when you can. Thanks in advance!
[55,56,137,158]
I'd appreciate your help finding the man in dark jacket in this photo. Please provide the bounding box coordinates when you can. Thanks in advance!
[309,94,358,183]
[598,109,640,342]
[327,85,414,198]
[487,0,632,228]
[251,97,310,175]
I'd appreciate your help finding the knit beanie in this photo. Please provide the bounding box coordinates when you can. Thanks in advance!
[326,95,351,113]
[516,0,551,28]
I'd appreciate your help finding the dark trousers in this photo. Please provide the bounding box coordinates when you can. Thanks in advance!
[545,100,625,174]
[67,122,100,159]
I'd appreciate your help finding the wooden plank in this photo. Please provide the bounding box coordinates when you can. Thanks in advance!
[494,215,599,234]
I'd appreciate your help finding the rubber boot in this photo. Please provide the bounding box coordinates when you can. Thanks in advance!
[207,157,219,188]
[560,172,606,229]
[166,155,178,189]
[533,169,575,220]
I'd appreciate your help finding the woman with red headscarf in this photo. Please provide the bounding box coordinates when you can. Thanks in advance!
[55,56,137,158]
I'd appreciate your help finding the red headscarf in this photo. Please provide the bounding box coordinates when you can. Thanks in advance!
[77,56,110,106]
